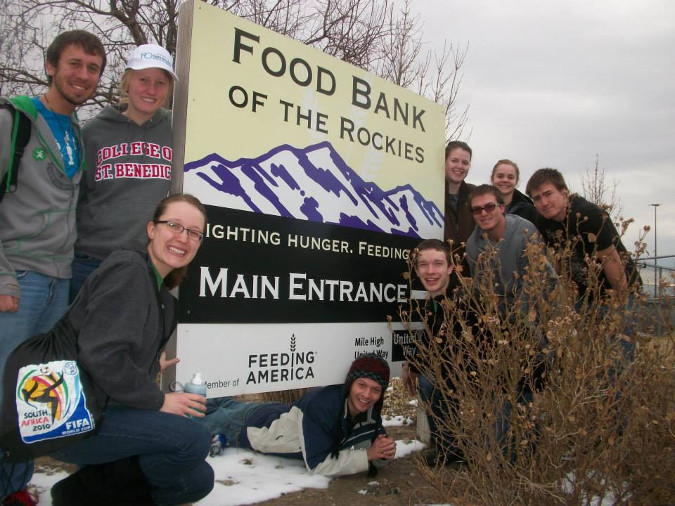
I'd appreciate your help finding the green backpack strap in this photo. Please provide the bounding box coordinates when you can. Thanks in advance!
[1,104,32,202]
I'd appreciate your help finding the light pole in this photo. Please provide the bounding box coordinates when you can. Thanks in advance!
[649,203,660,297]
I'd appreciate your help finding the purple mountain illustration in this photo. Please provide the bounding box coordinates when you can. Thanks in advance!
[183,141,443,238]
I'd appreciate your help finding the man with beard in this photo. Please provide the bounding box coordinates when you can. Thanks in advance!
[0,30,106,505]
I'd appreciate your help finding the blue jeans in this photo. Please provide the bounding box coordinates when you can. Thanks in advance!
[0,460,34,501]
[0,271,67,498]
[0,271,69,400]
[200,397,265,447]
[52,406,214,505]
[0,269,69,411]
[69,252,102,303]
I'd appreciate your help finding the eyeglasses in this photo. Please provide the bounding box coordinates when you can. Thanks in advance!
[155,220,204,241]
[470,202,500,215]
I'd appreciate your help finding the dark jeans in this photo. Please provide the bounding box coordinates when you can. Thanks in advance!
[69,252,102,303]
[495,389,535,462]
[419,374,460,455]
[52,406,214,505]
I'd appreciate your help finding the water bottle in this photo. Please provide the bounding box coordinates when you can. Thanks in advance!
[184,373,207,417]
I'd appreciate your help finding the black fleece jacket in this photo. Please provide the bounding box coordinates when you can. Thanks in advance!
[62,249,175,410]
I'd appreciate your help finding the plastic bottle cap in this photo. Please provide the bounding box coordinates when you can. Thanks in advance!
[191,373,203,385]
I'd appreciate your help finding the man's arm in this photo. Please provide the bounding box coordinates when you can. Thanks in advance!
[0,107,20,310]
[596,245,628,293]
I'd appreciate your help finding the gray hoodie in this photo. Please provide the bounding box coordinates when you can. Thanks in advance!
[0,95,83,298]
[466,213,557,311]
[75,105,173,260]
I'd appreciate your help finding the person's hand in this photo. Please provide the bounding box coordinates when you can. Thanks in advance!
[160,391,207,418]
[159,351,180,373]
[0,294,19,312]
[401,362,418,396]
[367,434,397,461]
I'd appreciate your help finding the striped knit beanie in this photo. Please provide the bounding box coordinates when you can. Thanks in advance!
[345,354,390,391]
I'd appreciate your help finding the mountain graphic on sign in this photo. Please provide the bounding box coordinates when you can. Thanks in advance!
[183,141,443,238]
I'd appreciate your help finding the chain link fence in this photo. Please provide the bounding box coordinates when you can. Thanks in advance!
[637,254,674,335]
[636,254,675,298]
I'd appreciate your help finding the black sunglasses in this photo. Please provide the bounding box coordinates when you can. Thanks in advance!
[470,202,501,215]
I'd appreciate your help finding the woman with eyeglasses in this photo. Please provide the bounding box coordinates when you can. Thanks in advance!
[47,194,214,505]
[71,44,178,301]
[490,159,537,223]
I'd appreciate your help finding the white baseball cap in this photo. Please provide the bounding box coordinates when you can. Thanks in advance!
[126,44,178,81]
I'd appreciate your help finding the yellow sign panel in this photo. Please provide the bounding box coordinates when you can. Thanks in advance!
[180,1,445,216]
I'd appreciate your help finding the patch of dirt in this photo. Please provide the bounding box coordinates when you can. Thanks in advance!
[255,379,446,505]
[256,425,447,506]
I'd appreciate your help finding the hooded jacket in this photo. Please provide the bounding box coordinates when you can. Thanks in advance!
[0,95,83,297]
[505,189,537,223]
[75,105,173,260]
[62,249,175,410]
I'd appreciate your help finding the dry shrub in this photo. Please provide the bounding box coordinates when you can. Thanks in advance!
[400,233,675,505]
[382,377,418,424]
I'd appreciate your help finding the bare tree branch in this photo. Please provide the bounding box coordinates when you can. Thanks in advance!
[580,154,623,221]
[1,0,469,133]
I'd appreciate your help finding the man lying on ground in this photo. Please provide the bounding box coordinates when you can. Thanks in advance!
[199,354,397,477]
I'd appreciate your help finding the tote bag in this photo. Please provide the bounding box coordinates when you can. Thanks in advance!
[0,321,107,462]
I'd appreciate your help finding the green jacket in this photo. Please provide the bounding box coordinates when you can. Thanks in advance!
[0,95,84,297]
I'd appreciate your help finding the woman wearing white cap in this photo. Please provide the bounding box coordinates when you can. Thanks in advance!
[70,44,178,299]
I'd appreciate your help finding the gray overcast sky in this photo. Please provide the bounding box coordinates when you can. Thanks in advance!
[408,0,675,257]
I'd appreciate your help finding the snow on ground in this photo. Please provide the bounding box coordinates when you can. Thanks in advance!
[30,417,423,506]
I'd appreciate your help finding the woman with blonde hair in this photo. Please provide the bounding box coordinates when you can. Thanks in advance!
[71,44,178,299]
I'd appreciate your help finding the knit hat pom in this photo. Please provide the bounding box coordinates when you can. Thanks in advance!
[346,354,390,390]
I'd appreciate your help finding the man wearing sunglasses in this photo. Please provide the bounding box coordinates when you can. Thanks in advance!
[465,184,555,311]
[464,185,556,457]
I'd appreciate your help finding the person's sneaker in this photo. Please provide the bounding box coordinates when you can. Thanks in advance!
[210,433,227,456]
[51,457,152,506]
[445,449,466,465]
[423,450,443,467]
[2,488,38,506]
[424,448,466,467]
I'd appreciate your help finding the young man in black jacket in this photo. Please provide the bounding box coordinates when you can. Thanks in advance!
[401,239,466,466]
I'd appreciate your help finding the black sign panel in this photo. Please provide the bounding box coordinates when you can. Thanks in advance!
[178,205,420,323]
